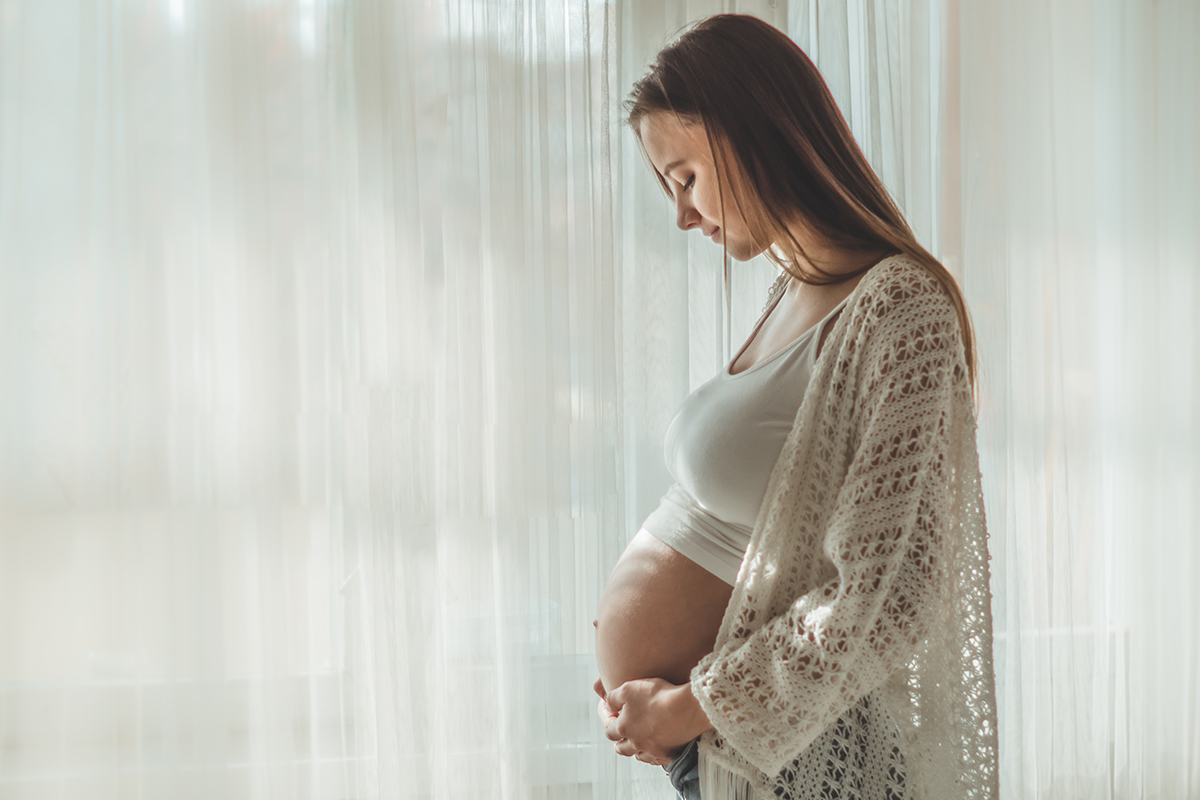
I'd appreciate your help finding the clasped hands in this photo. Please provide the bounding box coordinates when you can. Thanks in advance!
[593,676,714,768]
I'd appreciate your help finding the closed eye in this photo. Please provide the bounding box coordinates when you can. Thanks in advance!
[668,174,694,201]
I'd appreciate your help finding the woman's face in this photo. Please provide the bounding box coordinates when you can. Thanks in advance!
[638,111,761,261]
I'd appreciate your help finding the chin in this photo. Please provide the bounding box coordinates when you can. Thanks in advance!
[726,243,767,262]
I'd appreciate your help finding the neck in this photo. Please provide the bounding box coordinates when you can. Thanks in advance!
[784,244,895,291]
[779,222,895,281]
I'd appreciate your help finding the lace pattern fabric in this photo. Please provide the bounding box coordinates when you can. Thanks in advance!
[761,270,792,316]
[691,257,998,800]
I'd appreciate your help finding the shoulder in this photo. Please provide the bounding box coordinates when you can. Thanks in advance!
[833,254,963,361]
[850,254,957,326]
[838,254,969,389]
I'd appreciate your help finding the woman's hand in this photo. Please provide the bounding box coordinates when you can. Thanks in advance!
[593,677,714,766]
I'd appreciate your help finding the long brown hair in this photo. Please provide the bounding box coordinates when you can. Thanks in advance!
[626,14,978,388]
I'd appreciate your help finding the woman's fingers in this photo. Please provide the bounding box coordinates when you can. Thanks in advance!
[609,725,674,765]
[598,696,620,730]
[604,682,626,710]
[603,710,623,742]
[635,750,670,766]
[607,718,671,764]
[613,738,637,758]
[595,678,618,728]
[599,679,680,766]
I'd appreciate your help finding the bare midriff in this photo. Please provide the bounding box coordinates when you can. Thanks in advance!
[595,529,734,693]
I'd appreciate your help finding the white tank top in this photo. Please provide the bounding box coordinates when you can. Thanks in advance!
[640,277,852,584]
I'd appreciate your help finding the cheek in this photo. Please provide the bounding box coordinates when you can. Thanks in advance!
[696,184,722,221]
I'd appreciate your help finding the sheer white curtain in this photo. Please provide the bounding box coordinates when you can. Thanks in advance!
[1,2,366,798]
[0,0,675,797]
[954,1,1200,797]
[2,1,1197,799]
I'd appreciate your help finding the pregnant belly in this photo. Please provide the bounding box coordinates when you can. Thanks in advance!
[595,529,735,693]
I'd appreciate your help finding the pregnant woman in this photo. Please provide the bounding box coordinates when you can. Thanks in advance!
[593,15,998,800]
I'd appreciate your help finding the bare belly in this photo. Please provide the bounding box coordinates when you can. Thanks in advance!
[595,529,734,693]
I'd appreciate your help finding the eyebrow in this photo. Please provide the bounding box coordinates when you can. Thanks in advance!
[661,159,685,176]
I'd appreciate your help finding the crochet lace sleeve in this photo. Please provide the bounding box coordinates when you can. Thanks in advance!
[690,273,968,778]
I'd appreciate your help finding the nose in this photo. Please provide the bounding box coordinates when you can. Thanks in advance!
[675,196,699,232]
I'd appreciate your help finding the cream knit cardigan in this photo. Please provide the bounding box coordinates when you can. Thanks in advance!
[691,256,998,800]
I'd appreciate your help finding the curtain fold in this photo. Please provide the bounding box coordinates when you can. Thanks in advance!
[1,1,1197,799]
[957,2,1200,797]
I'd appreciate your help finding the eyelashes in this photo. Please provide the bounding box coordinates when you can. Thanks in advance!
[669,174,694,200]
[665,172,695,200]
